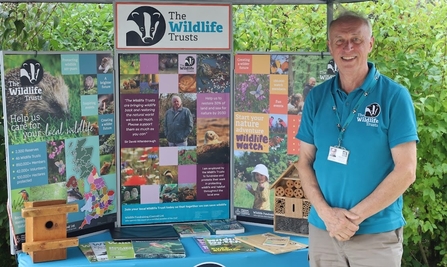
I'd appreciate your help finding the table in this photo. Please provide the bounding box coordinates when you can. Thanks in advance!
[18,223,309,267]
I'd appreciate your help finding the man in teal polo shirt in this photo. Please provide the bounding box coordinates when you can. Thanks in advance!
[296,10,418,267]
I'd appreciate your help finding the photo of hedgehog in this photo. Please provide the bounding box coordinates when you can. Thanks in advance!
[3,56,84,145]
[4,68,70,120]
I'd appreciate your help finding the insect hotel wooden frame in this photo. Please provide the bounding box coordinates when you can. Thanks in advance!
[270,162,310,236]
[21,199,79,263]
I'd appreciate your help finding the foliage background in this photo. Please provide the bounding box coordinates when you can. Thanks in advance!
[0,0,446,266]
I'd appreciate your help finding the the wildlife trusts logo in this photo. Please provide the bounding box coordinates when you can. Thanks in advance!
[364,103,381,117]
[184,56,195,67]
[357,102,381,127]
[327,59,338,75]
[126,6,166,46]
[180,56,196,71]
[20,59,44,86]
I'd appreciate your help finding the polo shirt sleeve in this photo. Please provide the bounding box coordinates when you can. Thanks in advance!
[388,87,419,148]
[296,91,315,145]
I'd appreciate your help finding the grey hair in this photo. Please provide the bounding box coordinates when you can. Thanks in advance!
[329,10,373,37]
[171,95,182,104]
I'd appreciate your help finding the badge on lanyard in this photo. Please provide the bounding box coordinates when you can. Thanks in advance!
[327,146,349,165]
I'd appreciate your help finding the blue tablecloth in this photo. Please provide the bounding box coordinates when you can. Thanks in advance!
[18,223,309,267]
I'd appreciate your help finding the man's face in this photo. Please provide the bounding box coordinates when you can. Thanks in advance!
[328,19,374,73]
[309,79,316,86]
[172,98,181,109]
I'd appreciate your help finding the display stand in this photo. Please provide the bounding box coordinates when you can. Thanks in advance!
[21,200,79,263]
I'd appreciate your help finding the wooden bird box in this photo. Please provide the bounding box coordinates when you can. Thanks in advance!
[270,161,310,237]
[21,199,79,263]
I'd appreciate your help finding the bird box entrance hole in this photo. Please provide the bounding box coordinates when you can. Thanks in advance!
[45,221,54,229]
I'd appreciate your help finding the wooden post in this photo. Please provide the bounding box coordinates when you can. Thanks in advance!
[21,199,79,263]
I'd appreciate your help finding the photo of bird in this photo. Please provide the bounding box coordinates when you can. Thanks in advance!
[67,187,83,202]
[123,190,131,201]
[131,188,139,199]
[19,189,29,201]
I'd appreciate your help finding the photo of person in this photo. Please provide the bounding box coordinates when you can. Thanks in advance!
[163,95,194,147]
[245,164,271,210]
[287,93,304,115]
[302,77,316,102]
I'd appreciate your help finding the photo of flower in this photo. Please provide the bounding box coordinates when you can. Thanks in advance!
[234,74,270,113]
[47,139,66,184]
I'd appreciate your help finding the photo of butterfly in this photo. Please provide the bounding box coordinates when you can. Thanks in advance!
[250,84,264,99]
[55,160,66,175]
[234,73,269,113]
[270,54,289,74]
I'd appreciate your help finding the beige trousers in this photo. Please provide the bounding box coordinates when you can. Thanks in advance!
[308,224,403,267]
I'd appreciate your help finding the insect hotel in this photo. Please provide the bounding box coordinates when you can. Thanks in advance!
[270,162,310,236]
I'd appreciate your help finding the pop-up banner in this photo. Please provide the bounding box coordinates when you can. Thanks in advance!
[232,52,335,224]
[1,51,117,253]
[114,2,233,227]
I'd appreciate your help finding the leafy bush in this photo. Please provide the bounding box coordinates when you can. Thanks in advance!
[234,1,447,266]
[0,1,446,266]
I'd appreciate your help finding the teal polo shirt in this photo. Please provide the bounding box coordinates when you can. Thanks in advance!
[296,62,419,234]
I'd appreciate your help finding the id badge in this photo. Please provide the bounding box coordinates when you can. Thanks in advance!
[327,146,349,165]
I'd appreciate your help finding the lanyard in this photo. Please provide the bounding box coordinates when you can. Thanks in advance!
[330,71,379,147]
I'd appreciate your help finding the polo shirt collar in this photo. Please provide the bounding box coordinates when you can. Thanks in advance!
[333,62,380,96]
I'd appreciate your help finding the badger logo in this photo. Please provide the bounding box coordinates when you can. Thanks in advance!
[365,103,381,117]
[126,6,166,46]
[20,59,43,86]
[184,56,195,67]
[327,59,338,75]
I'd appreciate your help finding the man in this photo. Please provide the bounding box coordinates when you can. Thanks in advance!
[296,11,418,267]
[302,77,316,101]
[164,95,194,146]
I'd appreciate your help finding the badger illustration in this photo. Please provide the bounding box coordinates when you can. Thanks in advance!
[4,68,70,120]
[126,6,166,46]
[20,60,42,85]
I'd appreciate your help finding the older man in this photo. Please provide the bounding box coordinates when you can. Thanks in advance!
[296,11,418,267]
[164,95,193,146]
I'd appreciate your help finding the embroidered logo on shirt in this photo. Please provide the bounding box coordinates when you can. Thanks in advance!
[357,102,380,127]
[365,103,381,117]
